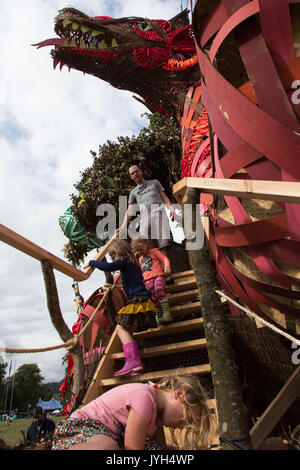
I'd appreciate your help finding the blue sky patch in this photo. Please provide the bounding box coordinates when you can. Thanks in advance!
[0,120,29,144]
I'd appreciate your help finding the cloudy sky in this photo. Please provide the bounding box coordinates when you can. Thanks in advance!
[0,0,188,389]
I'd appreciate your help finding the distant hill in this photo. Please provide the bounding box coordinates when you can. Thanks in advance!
[43,381,62,395]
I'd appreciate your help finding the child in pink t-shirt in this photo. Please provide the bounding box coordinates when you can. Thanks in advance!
[131,238,173,325]
[52,374,214,450]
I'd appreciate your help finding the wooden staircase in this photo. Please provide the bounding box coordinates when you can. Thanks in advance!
[81,268,218,447]
[82,270,210,398]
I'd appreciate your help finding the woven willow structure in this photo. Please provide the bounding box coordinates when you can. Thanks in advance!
[192,0,300,341]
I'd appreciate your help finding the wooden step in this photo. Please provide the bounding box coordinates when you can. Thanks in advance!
[165,276,197,294]
[98,364,211,388]
[167,288,199,305]
[133,317,204,339]
[111,338,207,361]
[170,300,201,318]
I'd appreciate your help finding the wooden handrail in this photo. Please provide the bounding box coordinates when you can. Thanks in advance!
[173,177,300,204]
[82,233,117,277]
[0,223,116,281]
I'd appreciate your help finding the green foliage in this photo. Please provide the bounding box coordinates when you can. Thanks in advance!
[62,241,90,266]
[2,364,54,412]
[0,362,8,410]
[69,113,181,242]
[0,361,7,384]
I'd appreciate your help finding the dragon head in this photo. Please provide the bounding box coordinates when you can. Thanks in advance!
[34,7,200,118]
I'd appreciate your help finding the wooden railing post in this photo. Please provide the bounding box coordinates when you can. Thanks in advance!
[181,187,252,450]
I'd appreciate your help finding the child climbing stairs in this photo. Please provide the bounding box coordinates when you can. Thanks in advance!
[81,268,219,449]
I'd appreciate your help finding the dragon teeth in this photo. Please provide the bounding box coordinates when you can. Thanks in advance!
[91,39,99,49]
[62,19,72,28]
[98,39,108,50]
[80,25,91,33]
[58,25,119,51]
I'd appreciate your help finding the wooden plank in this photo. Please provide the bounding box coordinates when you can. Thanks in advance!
[0,223,119,282]
[165,276,197,294]
[172,269,195,279]
[0,223,88,281]
[98,364,211,387]
[133,317,204,339]
[250,365,300,449]
[82,233,117,277]
[171,300,201,317]
[173,177,188,205]
[173,177,300,204]
[110,338,207,360]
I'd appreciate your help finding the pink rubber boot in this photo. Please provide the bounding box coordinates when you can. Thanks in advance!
[114,342,144,377]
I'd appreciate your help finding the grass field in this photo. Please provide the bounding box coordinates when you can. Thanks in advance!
[0,416,64,447]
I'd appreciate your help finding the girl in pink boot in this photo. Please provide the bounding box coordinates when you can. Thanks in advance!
[83,239,157,377]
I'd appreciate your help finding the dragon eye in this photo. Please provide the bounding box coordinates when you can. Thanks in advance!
[136,21,153,31]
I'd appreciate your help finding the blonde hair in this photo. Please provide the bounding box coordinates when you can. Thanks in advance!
[151,374,215,449]
[108,239,140,267]
[131,237,151,252]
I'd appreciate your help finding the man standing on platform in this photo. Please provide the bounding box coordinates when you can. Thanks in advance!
[26,407,55,446]
[116,165,175,258]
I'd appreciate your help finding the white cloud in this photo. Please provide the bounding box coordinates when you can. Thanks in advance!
[0,0,183,390]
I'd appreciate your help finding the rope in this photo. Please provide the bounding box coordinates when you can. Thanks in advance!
[0,280,119,355]
[70,280,117,349]
[219,437,248,450]
[215,289,300,346]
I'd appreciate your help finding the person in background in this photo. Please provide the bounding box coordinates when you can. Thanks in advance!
[27,404,32,419]
[26,407,55,446]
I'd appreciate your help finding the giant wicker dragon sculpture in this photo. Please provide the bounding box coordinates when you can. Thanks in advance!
[35,2,300,342]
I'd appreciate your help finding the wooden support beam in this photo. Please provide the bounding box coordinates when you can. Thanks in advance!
[173,177,300,205]
[250,365,300,449]
[0,223,88,281]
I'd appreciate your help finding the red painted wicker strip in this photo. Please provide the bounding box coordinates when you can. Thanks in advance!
[191,0,300,335]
